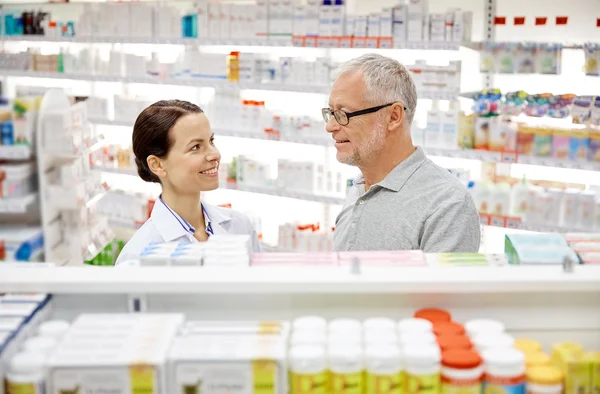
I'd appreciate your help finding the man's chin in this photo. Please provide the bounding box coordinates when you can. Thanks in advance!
[336,153,358,166]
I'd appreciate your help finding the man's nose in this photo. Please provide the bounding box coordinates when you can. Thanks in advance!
[325,117,340,133]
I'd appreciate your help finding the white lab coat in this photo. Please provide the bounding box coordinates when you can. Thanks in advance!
[115,199,261,265]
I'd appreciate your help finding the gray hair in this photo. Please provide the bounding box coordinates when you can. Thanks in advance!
[334,53,417,126]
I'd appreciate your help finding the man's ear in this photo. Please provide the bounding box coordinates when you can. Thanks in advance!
[147,155,165,179]
[388,103,405,132]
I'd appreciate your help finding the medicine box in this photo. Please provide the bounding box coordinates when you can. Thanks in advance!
[46,313,184,394]
[504,233,579,265]
[168,333,287,394]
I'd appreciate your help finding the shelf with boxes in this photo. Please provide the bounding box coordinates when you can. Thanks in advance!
[0,0,471,49]
[0,145,32,160]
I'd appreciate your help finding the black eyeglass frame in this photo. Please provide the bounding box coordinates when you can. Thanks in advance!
[321,102,407,126]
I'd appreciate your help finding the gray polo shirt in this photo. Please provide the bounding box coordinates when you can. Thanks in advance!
[334,147,480,252]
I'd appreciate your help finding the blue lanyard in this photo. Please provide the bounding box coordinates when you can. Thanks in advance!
[159,197,214,236]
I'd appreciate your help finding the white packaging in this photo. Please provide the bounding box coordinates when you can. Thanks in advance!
[38,321,70,342]
[392,4,408,43]
[482,348,525,383]
[363,318,396,333]
[197,0,209,38]
[318,1,332,37]
[364,330,398,346]
[305,0,320,36]
[562,189,581,229]
[129,3,153,39]
[366,346,403,392]
[429,13,445,42]
[595,197,600,230]
[293,5,307,36]
[6,352,46,394]
[354,15,368,37]
[328,319,362,335]
[22,336,58,358]
[290,331,327,347]
[545,188,564,226]
[328,344,363,389]
[345,15,355,36]
[422,14,430,41]
[452,9,464,42]
[465,319,505,338]
[400,331,437,347]
[289,345,327,392]
[473,333,515,352]
[280,0,293,36]
[444,10,454,42]
[293,316,327,333]
[407,0,425,42]
[511,177,530,218]
[380,8,393,37]
[255,0,269,39]
[442,101,460,149]
[398,318,433,335]
[367,12,380,37]
[578,191,596,230]
[219,3,231,38]
[404,345,441,384]
[491,183,511,217]
[268,0,281,35]
[425,101,442,148]
[168,334,287,394]
[330,0,345,37]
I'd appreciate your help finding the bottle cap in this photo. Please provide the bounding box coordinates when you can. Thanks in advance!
[433,321,465,336]
[514,338,543,355]
[525,352,552,368]
[398,318,433,334]
[465,319,505,337]
[442,349,482,369]
[414,308,451,323]
[526,366,564,385]
[437,335,472,351]
[9,352,46,375]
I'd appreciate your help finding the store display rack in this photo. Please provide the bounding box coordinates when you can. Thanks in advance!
[0,192,38,214]
[0,144,33,160]
[1,264,599,347]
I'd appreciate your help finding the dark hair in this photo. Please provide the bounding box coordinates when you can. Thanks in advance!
[132,100,204,183]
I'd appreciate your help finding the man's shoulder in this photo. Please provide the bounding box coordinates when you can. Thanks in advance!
[410,157,470,200]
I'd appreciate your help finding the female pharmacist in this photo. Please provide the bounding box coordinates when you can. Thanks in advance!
[115,100,260,265]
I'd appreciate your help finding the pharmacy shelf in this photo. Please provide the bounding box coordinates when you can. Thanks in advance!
[93,166,345,205]
[0,192,38,214]
[479,214,586,234]
[89,117,333,146]
[3,70,459,99]
[425,147,600,171]
[1,264,599,294]
[0,35,461,50]
[0,145,33,160]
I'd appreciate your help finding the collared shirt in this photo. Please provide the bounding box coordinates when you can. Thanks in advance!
[115,200,261,265]
[334,147,480,252]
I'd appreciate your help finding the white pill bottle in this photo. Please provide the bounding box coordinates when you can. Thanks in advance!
[289,345,327,394]
[6,352,46,394]
[365,345,403,394]
[328,344,364,394]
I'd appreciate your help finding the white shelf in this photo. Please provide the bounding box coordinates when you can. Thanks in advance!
[229,183,346,205]
[0,35,461,50]
[0,193,38,214]
[0,265,599,294]
[0,145,33,160]
[426,148,600,171]
[3,71,459,99]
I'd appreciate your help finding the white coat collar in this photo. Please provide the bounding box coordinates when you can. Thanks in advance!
[202,203,232,234]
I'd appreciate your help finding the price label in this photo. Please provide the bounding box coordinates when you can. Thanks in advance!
[317,37,332,48]
[339,37,352,48]
[304,37,318,47]
[501,151,517,163]
[352,37,366,48]
[479,214,490,226]
[292,36,305,47]
[505,218,522,229]
[490,216,505,228]
[365,37,379,48]
[378,37,393,48]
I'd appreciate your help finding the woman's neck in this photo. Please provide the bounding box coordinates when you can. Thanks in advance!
[160,188,205,231]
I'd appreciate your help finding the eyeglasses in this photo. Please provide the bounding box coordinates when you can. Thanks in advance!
[321,102,406,126]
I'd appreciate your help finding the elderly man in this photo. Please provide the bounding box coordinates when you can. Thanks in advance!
[324,53,480,252]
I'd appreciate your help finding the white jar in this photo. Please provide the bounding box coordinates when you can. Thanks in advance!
[400,331,437,347]
[397,318,433,335]
[328,318,362,335]
[364,330,398,347]
[289,345,327,394]
[38,320,70,340]
[441,349,484,394]
[404,345,441,394]
[366,345,403,394]
[464,319,505,338]
[22,336,58,358]
[328,343,364,394]
[363,317,396,333]
[290,330,327,347]
[6,352,46,394]
[473,332,515,352]
[482,348,526,394]
[293,316,327,333]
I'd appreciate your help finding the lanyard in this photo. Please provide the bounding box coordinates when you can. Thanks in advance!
[159,197,214,236]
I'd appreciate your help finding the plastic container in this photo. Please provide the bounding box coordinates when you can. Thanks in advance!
[404,345,441,394]
[511,177,530,218]
[514,338,542,355]
[414,308,451,323]
[290,330,327,347]
[363,317,396,333]
[6,352,46,394]
[398,318,434,335]
[289,345,327,394]
[465,319,505,338]
[366,345,403,394]
[293,316,327,332]
[433,321,465,337]
[526,366,563,394]
[525,352,552,369]
[441,349,484,394]
[482,348,526,394]
[364,330,398,346]
[22,336,58,358]
[400,331,438,347]
[437,335,473,352]
[328,318,362,335]
[473,332,515,352]
[328,343,364,394]
[37,320,70,341]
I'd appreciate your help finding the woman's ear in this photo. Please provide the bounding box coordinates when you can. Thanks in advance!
[147,155,165,179]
